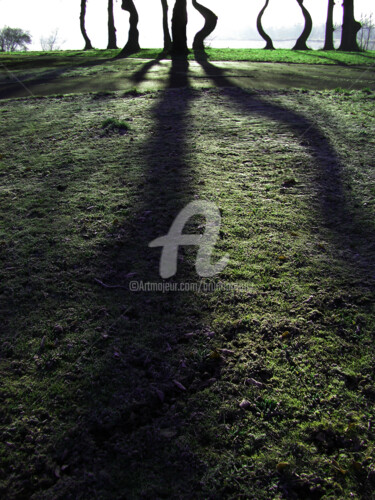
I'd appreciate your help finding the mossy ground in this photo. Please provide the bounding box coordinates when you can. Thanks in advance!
[0,63,374,499]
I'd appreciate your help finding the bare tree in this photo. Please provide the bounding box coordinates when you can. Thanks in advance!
[117,0,140,58]
[171,0,188,54]
[191,0,218,51]
[256,0,274,50]
[292,0,312,50]
[161,0,172,52]
[40,29,64,51]
[107,0,118,49]
[80,0,93,50]
[339,0,361,51]
[358,13,375,50]
[323,0,335,50]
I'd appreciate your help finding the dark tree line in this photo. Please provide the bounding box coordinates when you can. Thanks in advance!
[161,0,172,52]
[257,0,361,51]
[80,0,93,50]
[118,0,140,57]
[293,0,313,50]
[339,0,361,51]
[192,0,217,52]
[79,0,363,55]
[107,0,118,49]
[257,0,274,50]
[324,0,335,50]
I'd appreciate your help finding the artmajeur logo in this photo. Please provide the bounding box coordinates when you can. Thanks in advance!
[149,200,230,279]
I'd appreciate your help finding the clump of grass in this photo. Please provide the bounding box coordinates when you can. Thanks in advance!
[92,91,114,99]
[123,87,141,97]
[101,117,130,134]
[334,87,353,95]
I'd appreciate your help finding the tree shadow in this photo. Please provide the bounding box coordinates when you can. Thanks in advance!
[0,57,114,99]
[193,49,375,280]
[130,50,168,84]
[294,50,349,66]
[4,48,374,499]
[353,51,375,61]
[36,49,375,499]
[34,53,221,499]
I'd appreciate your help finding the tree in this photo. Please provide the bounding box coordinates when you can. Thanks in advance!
[339,0,361,51]
[0,29,6,51]
[40,29,64,51]
[256,0,274,50]
[358,13,375,50]
[323,0,335,50]
[80,0,93,50]
[0,27,32,52]
[171,0,188,54]
[292,0,312,50]
[117,0,140,57]
[161,0,172,52]
[191,0,217,51]
[107,0,118,49]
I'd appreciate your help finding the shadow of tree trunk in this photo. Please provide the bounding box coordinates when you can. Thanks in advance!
[193,50,375,280]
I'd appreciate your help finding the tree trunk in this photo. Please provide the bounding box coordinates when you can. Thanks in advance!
[171,0,188,54]
[161,0,172,52]
[256,0,274,50]
[107,0,118,49]
[323,0,335,50]
[292,0,313,50]
[80,0,93,50]
[191,0,218,51]
[339,0,361,51]
[118,0,140,57]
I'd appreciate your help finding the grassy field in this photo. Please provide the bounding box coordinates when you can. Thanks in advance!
[0,48,374,68]
[1,49,374,100]
[0,52,375,499]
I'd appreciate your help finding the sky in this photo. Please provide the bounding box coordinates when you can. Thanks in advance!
[0,0,374,51]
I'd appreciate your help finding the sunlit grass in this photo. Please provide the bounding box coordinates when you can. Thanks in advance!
[0,87,374,498]
[0,48,374,66]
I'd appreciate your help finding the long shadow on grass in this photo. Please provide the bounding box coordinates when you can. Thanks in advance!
[293,50,349,66]
[0,57,115,99]
[295,50,375,67]
[352,52,375,61]
[194,50,375,281]
[0,54,216,500]
[130,51,167,84]
[44,55,221,499]
[54,51,375,499]
[30,52,375,499]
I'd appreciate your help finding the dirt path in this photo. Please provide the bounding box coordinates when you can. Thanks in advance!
[0,59,374,99]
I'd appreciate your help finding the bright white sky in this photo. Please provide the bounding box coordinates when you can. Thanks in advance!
[0,0,374,50]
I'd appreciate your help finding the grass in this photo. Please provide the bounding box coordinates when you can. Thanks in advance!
[0,70,375,497]
[203,48,375,65]
[101,117,130,134]
[0,48,374,68]
[1,48,373,100]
